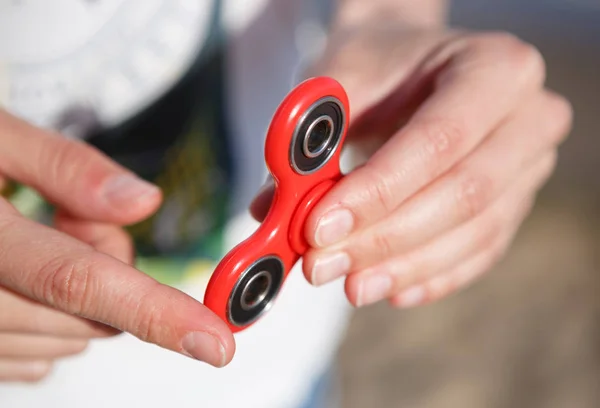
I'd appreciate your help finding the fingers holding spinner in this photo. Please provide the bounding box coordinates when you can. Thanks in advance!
[342,150,556,307]
[304,90,570,282]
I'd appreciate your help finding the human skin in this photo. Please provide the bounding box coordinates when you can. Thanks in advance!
[251,0,573,309]
[0,0,572,382]
[0,110,235,381]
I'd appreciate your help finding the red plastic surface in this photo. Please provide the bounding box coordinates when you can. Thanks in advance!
[203,77,350,333]
[288,179,338,255]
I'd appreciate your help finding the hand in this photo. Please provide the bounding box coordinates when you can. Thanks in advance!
[252,27,572,308]
[0,111,234,382]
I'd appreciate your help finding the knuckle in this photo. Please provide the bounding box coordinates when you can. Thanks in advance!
[38,255,94,315]
[456,173,494,220]
[476,32,546,84]
[135,312,156,344]
[38,137,81,190]
[512,43,546,85]
[130,285,164,343]
[362,164,400,214]
[371,230,395,260]
[37,136,104,192]
[416,118,465,178]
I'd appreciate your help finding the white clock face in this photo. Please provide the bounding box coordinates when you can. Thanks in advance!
[0,0,215,130]
[0,0,128,64]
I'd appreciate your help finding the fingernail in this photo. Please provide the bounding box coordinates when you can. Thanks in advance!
[103,174,160,208]
[315,209,354,247]
[182,331,226,367]
[356,273,393,307]
[311,252,351,286]
[395,286,425,308]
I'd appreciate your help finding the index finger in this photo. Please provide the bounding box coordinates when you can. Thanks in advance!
[0,210,235,367]
[306,33,547,248]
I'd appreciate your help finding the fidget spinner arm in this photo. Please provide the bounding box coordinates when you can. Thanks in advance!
[204,77,350,333]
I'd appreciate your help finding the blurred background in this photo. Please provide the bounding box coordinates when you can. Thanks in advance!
[335,1,600,407]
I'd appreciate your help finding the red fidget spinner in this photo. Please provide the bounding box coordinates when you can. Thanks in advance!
[203,76,350,333]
